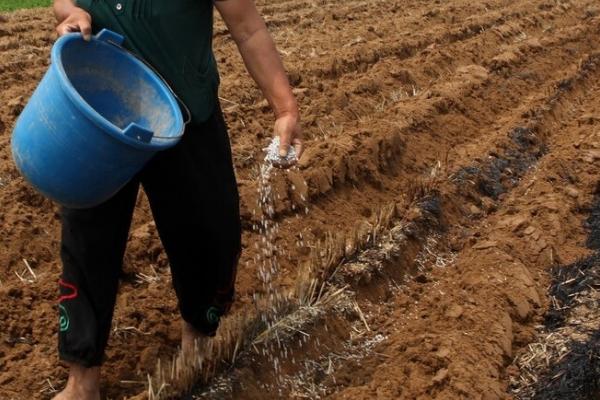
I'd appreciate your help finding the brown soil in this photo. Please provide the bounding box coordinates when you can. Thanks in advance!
[1,0,600,399]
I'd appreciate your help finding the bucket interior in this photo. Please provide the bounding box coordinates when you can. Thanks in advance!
[59,39,181,141]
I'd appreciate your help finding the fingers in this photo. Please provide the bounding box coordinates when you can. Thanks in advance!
[278,131,291,157]
[56,22,73,37]
[79,20,92,41]
[274,114,303,166]
[293,138,304,159]
[271,158,296,169]
[272,138,302,169]
[56,21,90,40]
[56,22,91,41]
[273,115,304,168]
[56,10,92,41]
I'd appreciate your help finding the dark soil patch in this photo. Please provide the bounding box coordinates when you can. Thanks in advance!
[532,329,600,400]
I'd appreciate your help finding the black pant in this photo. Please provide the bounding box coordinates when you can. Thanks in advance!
[58,105,241,367]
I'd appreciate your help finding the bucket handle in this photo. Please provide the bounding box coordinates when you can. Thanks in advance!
[95,29,192,140]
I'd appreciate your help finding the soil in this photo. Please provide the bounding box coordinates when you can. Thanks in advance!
[1,0,600,399]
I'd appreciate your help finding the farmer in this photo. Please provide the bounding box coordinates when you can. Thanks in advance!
[51,0,303,398]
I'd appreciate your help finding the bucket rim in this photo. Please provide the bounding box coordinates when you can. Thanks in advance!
[50,33,185,151]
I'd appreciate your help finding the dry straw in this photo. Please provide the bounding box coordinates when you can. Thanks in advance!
[145,163,444,399]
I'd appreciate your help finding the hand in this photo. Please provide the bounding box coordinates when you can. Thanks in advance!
[56,8,92,41]
[274,112,303,168]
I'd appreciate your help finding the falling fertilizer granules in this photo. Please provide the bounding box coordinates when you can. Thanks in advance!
[256,137,299,294]
[256,137,296,294]
[251,136,304,380]
[256,137,297,323]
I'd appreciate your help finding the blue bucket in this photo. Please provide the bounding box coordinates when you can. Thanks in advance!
[11,29,186,209]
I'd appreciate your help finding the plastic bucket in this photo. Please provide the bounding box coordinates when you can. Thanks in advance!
[11,29,185,209]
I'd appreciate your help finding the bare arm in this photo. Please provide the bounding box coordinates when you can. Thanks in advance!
[215,0,303,159]
[53,0,92,40]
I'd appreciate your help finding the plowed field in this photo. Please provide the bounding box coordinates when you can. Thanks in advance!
[1,1,600,399]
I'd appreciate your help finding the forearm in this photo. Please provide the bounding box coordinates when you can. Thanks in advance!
[54,0,79,22]
[216,0,303,159]
[234,25,298,119]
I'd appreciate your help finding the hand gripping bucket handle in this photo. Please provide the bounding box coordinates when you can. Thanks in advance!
[95,29,192,139]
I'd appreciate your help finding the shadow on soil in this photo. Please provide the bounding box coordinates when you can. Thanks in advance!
[530,187,600,400]
[532,329,600,400]
[584,182,600,250]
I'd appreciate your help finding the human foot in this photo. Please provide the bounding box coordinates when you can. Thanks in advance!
[52,364,101,400]
[181,321,210,367]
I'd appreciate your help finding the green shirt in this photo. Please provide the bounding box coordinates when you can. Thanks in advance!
[76,0,219,123]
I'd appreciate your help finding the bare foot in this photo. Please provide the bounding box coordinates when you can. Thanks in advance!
[52,363,101,400]
[181,321,210,368]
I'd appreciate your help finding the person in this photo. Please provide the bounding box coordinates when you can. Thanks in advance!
[51,1,303,399]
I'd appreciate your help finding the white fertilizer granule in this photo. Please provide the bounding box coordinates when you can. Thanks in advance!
[264,136,298,166]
